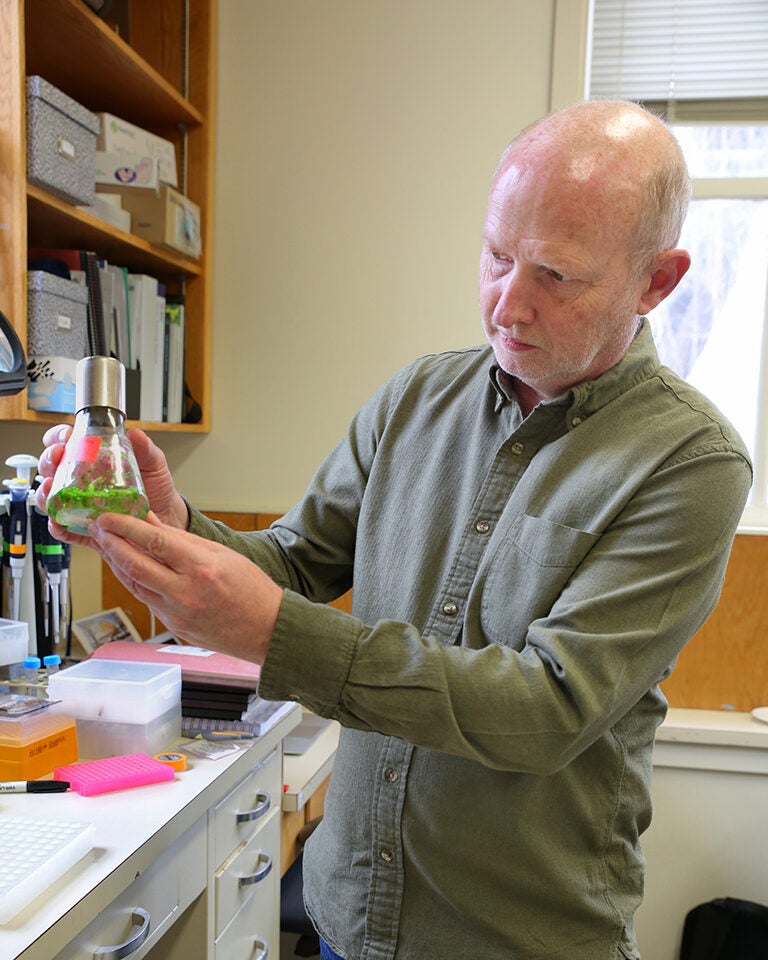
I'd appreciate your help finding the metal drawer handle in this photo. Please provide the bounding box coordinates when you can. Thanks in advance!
[236,791,270,823]
[251,938,269,959]
[239,851,273,886]
[93,907,150,959]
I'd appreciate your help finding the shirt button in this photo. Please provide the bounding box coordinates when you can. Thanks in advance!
[510,441,525,455]
[380,848,395,863]
[475,520,490,534]
[571,416,583,427]
[384,767,399,783]
[442,601,459,617]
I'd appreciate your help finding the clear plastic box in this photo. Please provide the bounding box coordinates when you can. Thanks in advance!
[0,619,29,667]
[72,703,181,760]
[47,658,181,723]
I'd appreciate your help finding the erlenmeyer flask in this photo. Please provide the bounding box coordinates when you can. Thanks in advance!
[47,356,149,534]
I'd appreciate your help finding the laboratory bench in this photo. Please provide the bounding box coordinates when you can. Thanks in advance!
[6,703,763,960]
[4,704,303,960]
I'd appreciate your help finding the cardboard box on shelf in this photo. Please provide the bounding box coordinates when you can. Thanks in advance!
[96,111,178,186]
[101,183,201,259]
[95,150,160,189]
[76,192,132,232]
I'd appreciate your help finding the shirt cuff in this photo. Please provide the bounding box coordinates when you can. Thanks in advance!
[257,589,360,714]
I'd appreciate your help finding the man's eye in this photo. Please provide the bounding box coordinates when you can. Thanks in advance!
[546,268,565,282]
[491,251,511,263]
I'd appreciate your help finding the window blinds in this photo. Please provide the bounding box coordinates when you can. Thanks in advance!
[589,0,768,121]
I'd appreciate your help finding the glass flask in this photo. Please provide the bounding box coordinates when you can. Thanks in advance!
[47,356,149,534]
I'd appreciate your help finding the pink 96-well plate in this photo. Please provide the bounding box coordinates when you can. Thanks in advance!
[54,753,175,796]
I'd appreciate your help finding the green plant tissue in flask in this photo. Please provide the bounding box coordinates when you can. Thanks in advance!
[47,356,149,534]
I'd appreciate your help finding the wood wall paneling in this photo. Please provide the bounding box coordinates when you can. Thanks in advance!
[660,533,768,712]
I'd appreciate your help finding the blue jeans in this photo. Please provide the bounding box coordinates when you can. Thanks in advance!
[319,939,345,960]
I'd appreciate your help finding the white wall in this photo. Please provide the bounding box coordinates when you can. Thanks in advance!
[163,0,556,512]
[1,0,556,604]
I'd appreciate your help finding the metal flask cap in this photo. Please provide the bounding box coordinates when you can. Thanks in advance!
[75,355,126,414]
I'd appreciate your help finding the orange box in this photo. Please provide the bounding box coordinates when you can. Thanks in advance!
[0,710,78,779]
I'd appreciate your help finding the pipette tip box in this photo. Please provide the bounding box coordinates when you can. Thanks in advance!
[0,815,94,923]
[0,703,78,780]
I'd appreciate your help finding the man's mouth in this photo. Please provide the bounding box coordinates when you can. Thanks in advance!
[499,334,537,351]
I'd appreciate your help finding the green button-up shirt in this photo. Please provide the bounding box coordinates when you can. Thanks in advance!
[189,322,751,960]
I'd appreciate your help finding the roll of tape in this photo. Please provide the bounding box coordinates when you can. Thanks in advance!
[154,752,187,772]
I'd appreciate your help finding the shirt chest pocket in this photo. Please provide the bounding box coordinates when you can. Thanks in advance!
[477,514,600,648]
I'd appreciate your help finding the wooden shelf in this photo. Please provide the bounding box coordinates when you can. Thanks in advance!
[27,185,203,280]
[24,0,203,131]
[0,0,215,433]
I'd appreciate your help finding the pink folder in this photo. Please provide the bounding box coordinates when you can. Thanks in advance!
[89,640,261,689]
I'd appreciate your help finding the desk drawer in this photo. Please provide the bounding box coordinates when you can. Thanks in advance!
[213,746,280,868]
[215,805,280,937]
[214,829,278,960]
[53,816,206,960]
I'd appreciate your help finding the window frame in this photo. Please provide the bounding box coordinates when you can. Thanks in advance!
[560,0,768,531]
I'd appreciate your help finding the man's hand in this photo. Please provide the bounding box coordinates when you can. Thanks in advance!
[88,511,283,664]
[36,425,190,542]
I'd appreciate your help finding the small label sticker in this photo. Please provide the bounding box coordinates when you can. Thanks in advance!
[157,645,216,658]
[57,136,76,161]
[77,436,101,462]
[55,313,72,332]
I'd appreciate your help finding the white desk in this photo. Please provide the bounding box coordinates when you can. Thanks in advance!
[282,716,340,814]
[5,704,301,960]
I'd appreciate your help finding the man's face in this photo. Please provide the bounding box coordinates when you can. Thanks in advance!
[479,154,650,403]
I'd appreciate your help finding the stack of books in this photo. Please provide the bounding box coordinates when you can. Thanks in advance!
[180,681,294,737]
[89,639,293,736]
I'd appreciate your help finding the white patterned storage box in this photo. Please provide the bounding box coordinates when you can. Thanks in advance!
[26,271,89,413]
[26,75,100,205]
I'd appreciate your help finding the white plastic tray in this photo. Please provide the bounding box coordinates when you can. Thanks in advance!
[0,815,94,923]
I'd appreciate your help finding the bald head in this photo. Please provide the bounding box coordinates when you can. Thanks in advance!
[495,100,691,271]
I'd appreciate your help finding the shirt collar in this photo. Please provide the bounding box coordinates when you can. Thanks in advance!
[487,319,662,421]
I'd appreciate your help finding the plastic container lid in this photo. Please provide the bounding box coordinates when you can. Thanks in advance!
[47,658,181,723]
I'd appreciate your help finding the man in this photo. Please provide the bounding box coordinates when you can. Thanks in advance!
[40,100,751,959]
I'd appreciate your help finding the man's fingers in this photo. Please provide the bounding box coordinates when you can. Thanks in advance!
[41,424,72,447]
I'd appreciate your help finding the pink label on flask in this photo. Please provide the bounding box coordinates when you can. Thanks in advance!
[77,436,101,462]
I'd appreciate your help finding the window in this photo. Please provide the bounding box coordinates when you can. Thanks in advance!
[588,0,768,528]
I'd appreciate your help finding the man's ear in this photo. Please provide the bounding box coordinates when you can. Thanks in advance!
[637,249,692,314]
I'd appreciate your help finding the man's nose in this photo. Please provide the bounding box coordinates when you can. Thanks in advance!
[493,268,535,327]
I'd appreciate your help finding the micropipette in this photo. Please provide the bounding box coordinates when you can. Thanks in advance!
[32,505,64,646]
[2,456,39,622]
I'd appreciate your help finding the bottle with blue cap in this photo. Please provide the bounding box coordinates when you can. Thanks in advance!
[23,655,41,696]
[43,654,61,676]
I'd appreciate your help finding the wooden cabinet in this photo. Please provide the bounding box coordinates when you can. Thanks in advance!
[0,0,215,432]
